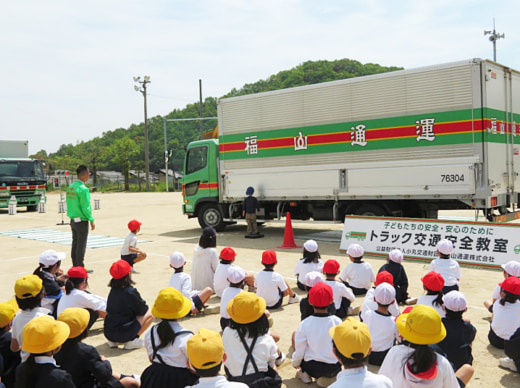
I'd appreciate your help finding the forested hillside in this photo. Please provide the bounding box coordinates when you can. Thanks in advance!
[33,59,402,186]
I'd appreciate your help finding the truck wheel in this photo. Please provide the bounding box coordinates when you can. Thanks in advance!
[198,204,226,231]
[27,205,38,212]
[354,203,388,217]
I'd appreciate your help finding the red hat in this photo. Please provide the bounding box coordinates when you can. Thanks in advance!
[421,271,445,292]
[323,259,340,274]
[128,219,142,231]
[500,276,520,295]
[110,260,132,280]
[375,271,394,286]
[261,250,277,265]
[67,266,88,279]
[308,282,333,308]
[220,247,236,261]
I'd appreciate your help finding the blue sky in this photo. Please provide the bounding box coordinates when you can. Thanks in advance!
[1,0,518,154]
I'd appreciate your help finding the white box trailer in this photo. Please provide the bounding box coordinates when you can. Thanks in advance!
[0,140,29,158]
[182,59,520,230]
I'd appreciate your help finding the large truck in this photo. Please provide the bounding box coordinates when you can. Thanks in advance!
[182,59,520,230]
[0,140,46,211]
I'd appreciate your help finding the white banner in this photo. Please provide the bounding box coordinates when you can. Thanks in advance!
[340,216,520,269]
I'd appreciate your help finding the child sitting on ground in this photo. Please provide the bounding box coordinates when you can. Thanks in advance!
[57,307,140,388]
[292,282,342,386]
[339,244,375,296]
[33,249,67,316]
[294,240,324,291]
[0,299,20,387]
[255,250,300,309]
[213,247,255,297]
[299,272,335,320]
[328,318,392,387]
[120,219,147,271]
[220,266,246,330]
[168,251,215,315]
[322,259,356,319]
[417,271,445,317]
[378,249,412,304]
[435,291,477,372]
[186,328,248,388]
[360,271,400,321]
[429,239,460,294]
[484,260,520,312]
[362,283,398,366]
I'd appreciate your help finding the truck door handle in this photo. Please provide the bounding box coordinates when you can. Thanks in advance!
[202,180,208,183]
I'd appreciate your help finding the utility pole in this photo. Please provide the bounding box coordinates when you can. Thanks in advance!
[134,76,151,191]
[484,18,505,62]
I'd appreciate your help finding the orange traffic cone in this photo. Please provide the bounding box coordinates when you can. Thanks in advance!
[277,212,301,249]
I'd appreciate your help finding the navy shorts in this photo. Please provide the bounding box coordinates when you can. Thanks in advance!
[121,253,138,266]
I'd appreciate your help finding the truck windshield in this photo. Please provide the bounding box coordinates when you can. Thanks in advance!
[0,160,45,181]
[186,146,208,175]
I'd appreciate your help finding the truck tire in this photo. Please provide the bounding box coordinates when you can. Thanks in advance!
[27,205,38,212]
[198,204,226,231]
[354,203,389,217]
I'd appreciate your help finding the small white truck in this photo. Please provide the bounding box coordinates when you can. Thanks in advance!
[0,140,46,211]
[182,59,520,230]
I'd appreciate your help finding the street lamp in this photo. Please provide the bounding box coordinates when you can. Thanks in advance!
[134,75,151,191]
[484,19,505,62]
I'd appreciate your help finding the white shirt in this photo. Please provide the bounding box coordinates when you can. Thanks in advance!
[222,327,278,376]
[191,245,219,291]
[169,272,197,310]
[57,288,107,316]
[292,314,342,367]
[339,262,375,290]
[360,289,400,321]
[294,259,324,285]
[255,270,287,307]
[186,375,248,388]
[428,258,461,286]
[363,310,398,352]
[220,287,243,319]
[329,367,393,388]
[12,307,49,362]
[144,321,192,367]
[120,232,138,255]
[214,263,233,297]
[379,345,459,388]
[491,284,501,301]
[324,279,355,309]
[491,299,520,339]
[417,294,445,318]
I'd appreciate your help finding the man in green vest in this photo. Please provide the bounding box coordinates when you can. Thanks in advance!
[66,165,95,271]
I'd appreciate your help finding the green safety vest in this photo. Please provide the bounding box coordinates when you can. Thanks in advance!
[66,180,94,222]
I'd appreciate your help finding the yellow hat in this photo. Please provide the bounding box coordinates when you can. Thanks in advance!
[22,315,70,354]
[226,292,266,324]
[396,304,446,345]
[14,275,42,299]
[152,287,192,320]
[57,308,90,338]
[329,318,371,358]
[187,328,224,369]
[0,299,18,328]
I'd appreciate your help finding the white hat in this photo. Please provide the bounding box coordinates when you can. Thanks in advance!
[347,243,364,258]
[389,249,403,264]
[39,250,65,267]
[436,239,453,255]
[169,251,186,268]
[227,266,246,284]
[442,291,467,312]
[374,283,396,305]
[502,261,520,277]
[303,240,318,253]
[304,271,323,288]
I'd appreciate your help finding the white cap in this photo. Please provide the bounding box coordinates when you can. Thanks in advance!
[442,291,467,312]
[39,250,65,267]
[303,240,318,253]
[389,249,403,264]
[502,261,520,277]
[304,271,323,288]
[169,251,186,268]
[374,283,396,305]
[347,243,364,258]
[436,239,453,255]
[227,265,246,284]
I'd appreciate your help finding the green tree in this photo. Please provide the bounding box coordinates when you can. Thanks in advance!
[107,137,140,191]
